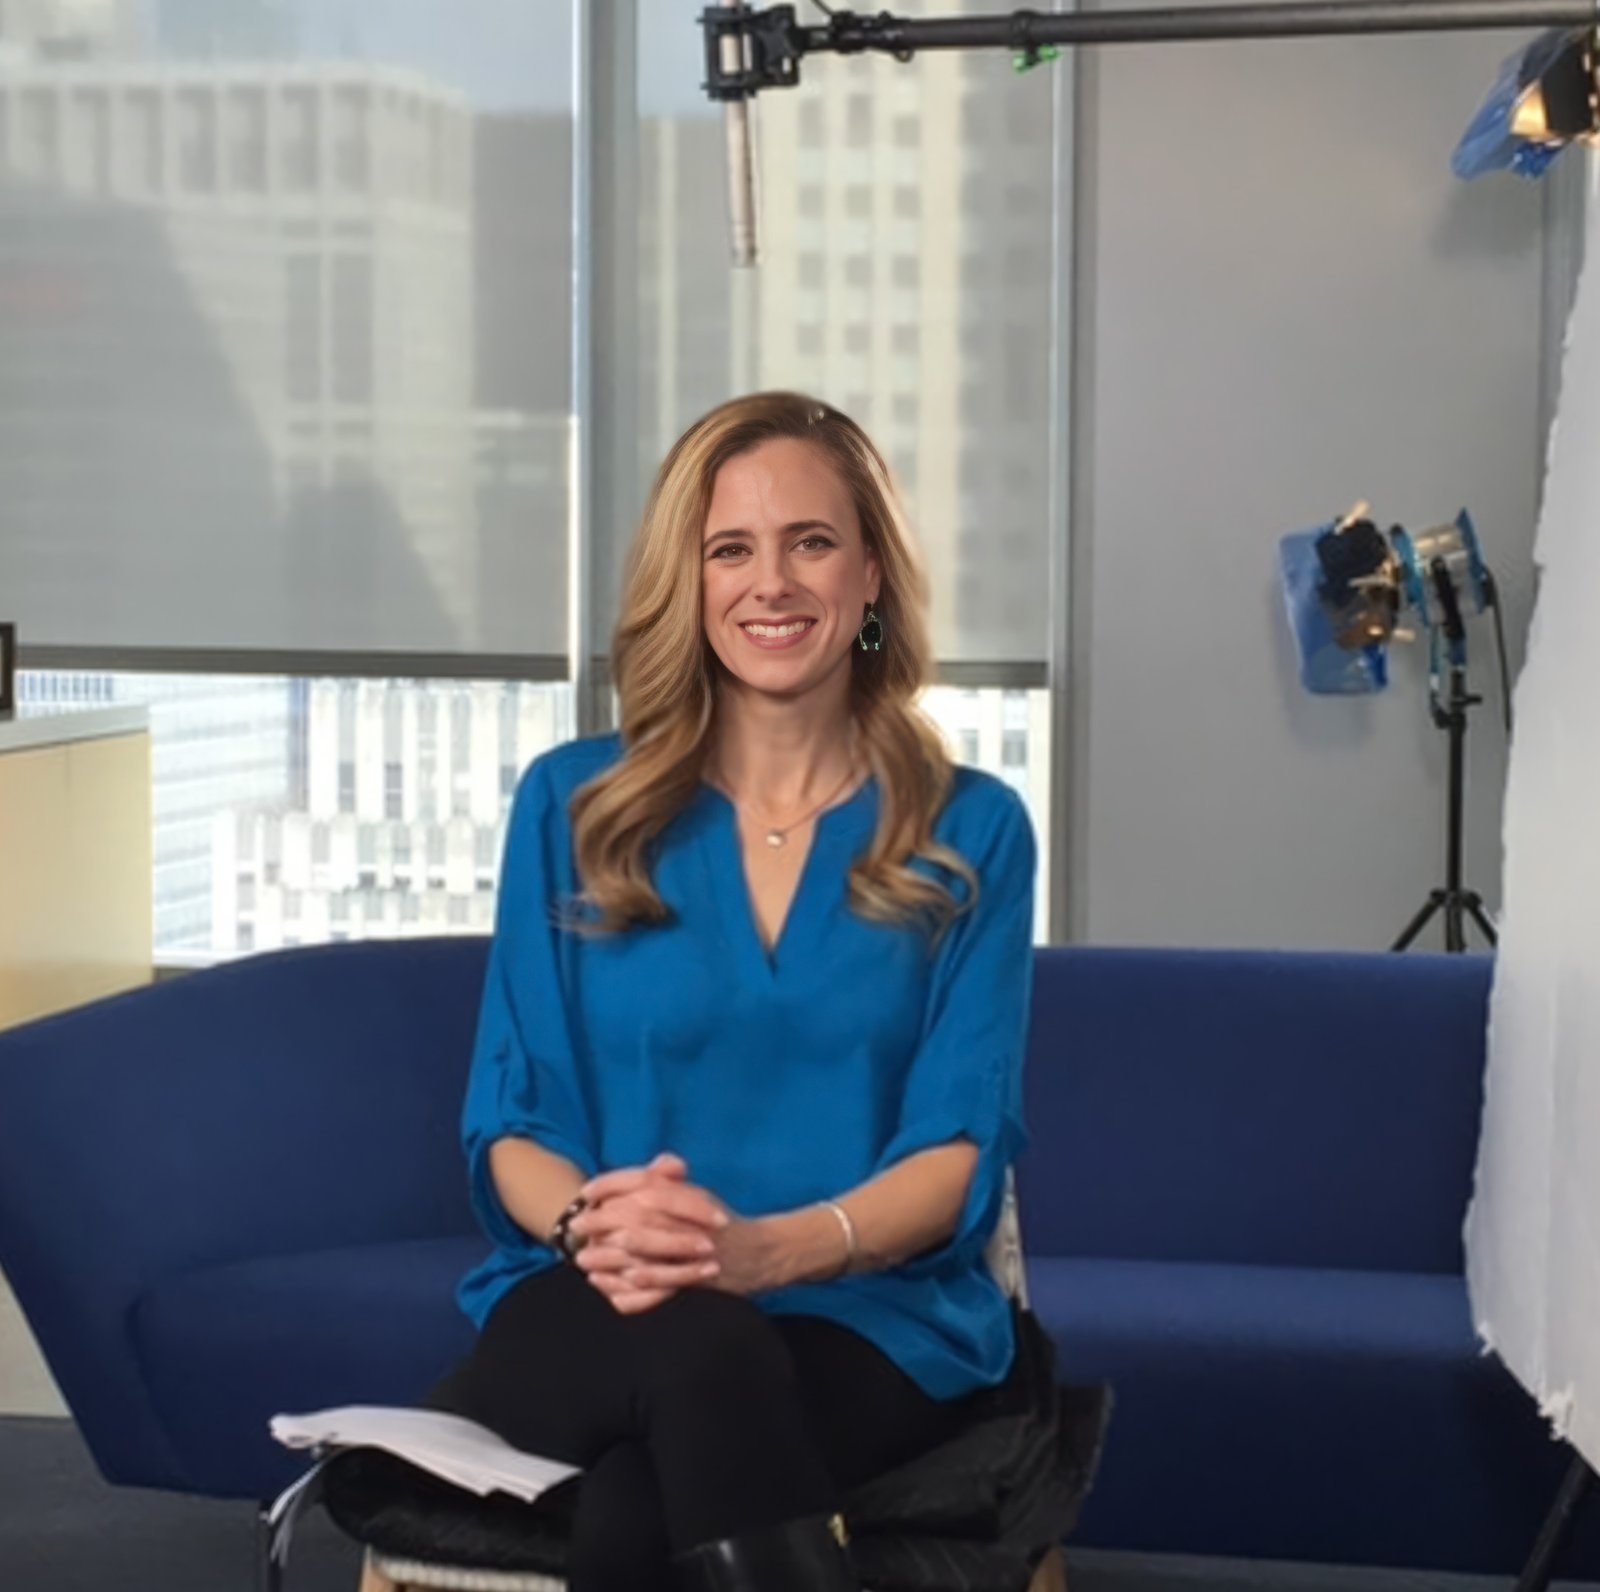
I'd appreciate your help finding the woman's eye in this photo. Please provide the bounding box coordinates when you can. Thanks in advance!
[799,536,834,552]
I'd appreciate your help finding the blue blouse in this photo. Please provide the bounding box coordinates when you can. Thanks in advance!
[458,731,1036,1401]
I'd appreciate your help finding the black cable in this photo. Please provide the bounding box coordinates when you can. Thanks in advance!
[1483,567,1515,736]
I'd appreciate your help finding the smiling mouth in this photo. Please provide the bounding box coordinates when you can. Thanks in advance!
[740,620,817,639]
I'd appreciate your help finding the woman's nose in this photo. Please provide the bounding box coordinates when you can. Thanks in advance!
[750,546,795,596]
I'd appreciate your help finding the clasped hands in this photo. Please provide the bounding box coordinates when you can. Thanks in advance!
[566,1152,774,1314]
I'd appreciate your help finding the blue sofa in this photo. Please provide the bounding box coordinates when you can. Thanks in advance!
[0,939,1591,1575]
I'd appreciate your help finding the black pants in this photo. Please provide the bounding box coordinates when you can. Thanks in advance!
[432,1265,969,1592]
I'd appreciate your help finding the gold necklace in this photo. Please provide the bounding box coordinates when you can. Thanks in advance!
[710,758,863,849]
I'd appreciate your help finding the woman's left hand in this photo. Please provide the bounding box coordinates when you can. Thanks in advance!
[701,1214,782,1298]
[577,1158,782,1303]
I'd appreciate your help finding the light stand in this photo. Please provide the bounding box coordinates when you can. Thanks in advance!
[1391,560,1500,953]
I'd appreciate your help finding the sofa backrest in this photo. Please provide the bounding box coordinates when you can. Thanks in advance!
[1017,946,1493,1274]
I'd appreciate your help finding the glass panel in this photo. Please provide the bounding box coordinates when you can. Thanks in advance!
[920,686,1051,944]
[632,0,1056,665]
[16,671,574,962]
[0,1,574,656]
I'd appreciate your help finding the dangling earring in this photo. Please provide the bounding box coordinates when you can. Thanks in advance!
[857,604,883,652]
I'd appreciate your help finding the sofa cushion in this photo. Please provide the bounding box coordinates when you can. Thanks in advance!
[133,1236,483,1498]
[1028,1257,1577,1574]
[1021,948,1492,1272]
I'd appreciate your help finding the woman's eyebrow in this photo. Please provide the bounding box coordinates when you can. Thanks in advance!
[703,520,838,547]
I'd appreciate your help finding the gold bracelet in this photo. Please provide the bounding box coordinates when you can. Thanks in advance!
[819,1198,858,1276]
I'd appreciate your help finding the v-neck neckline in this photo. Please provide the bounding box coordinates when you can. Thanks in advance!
[699,774,875,979]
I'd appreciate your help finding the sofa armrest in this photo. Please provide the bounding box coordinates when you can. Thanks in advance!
[0,937,487,1488]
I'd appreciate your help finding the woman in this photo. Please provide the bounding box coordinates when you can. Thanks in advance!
[441,391,1036,1591]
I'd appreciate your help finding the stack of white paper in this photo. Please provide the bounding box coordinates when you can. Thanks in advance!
[271,1404,579,1500]
[265,1405,580,1568]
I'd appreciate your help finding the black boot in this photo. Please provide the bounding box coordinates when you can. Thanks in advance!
[673,1512,859,1591]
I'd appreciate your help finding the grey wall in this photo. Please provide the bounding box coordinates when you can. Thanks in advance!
[1066,12,1563,952]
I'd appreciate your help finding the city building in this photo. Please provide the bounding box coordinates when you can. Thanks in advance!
[214,678,571,954]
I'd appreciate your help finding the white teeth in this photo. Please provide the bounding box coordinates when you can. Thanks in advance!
[744,621,813,638]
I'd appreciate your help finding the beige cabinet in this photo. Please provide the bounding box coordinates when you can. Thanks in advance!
[0,708,154,1415]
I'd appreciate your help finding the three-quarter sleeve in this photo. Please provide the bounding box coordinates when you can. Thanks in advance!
[461,757,598,1253]
[874,784,1036,1274]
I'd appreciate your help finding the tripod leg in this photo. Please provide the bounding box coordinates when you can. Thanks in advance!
[1466,895,1499,947]
[1514,1452,1596,1592]
[1392,893,1443,953]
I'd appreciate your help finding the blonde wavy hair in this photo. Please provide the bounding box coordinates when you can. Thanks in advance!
[569,391,977,941]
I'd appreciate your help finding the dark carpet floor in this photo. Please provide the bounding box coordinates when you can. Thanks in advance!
[2,1416,1594,1592]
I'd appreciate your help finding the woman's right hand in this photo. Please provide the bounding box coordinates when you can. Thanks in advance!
[570,1153,727,1313]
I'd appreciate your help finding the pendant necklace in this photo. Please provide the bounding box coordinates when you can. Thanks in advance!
[710,753,862,848]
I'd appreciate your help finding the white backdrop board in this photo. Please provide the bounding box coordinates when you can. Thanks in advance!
[1465,158,1600,1473]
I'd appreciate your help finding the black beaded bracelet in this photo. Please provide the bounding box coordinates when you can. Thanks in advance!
[551,1194,589,1261]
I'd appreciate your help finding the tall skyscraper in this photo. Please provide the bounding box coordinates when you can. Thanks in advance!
[746,35,1054,661]
[0,37,494,952]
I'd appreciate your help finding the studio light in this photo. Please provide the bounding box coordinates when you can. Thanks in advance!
[1454,25,1600,176]
[1279,506,1509,951]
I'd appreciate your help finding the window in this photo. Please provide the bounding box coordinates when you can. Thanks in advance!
[797,324,823,356]
[1006,182,1036,217]
[893,186,919,220]
[177,89,217,193]
[798,184,824,219]
[893,114,920,148]
[333,87,371,191]
[798,252,824,290]
[285,257,322,404]
[71,89,112,192]
[892,325,918,357]
[845,186,871,219]
[844,324,870,354]
[846,95,872,146]
[799,98,824,143]
[845,256,871,288]
[384,761,403,820]
[330,256,374,405]
[21,90,58,179]
[893,395,917,426]
[228,89,267,190]
[282,86,319,190]
[124,89,162,191]
[892,256,919,290]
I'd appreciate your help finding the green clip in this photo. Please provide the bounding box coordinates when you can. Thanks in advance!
[1012,43,1061,72]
